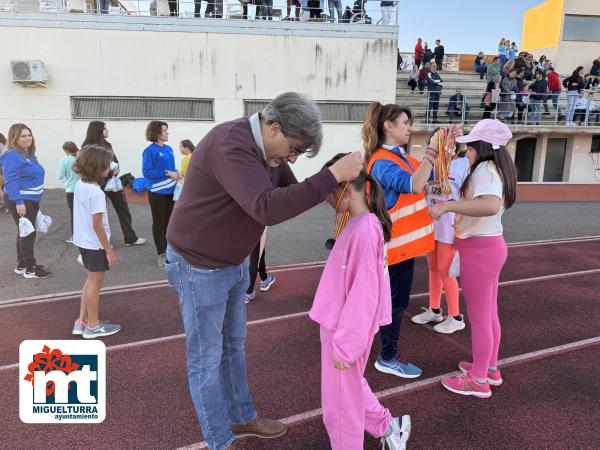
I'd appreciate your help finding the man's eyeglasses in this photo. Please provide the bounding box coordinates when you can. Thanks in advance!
[286,136,310,157]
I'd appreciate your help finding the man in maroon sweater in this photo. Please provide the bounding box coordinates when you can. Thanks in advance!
[165,92,362,450]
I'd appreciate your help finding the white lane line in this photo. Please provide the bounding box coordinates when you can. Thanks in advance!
[2,235,599,308]
[175,335,600,450]
[1,267,598,373]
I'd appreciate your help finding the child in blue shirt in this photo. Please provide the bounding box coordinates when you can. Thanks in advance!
[58,141,80,243]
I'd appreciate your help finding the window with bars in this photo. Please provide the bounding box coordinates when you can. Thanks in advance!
[71,97,214,120]
[243,100,371,123]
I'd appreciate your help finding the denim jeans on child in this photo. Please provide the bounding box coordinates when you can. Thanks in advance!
[164,245,256,450]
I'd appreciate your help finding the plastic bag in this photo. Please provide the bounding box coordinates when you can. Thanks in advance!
[19,217,35,237]
[448,252,460,278]
[104,162,123,192]
[36,210,52,233]
[172,181,184,201]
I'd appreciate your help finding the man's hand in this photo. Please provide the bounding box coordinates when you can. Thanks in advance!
[106,249,118,268]
[332,355,350,370]
[16,204,26,217]
[328,151,363,183]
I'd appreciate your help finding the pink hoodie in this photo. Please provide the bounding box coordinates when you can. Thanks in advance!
[310,213,392,365]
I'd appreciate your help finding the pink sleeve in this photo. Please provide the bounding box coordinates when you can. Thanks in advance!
[332,237,380,365]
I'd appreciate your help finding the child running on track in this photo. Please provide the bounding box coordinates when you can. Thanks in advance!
[310,153,411,450]
[429,119,517,398]
[72,145,122,339]
[412,133,470,334]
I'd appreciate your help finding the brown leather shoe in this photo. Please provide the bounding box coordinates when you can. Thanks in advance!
[231,416,288,439]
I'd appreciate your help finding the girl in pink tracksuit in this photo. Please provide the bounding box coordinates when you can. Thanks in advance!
[310,153,411,450]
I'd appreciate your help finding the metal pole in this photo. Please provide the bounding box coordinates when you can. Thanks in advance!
[524,93,530,125]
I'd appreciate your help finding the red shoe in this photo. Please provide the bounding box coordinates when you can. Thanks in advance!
[458,361,503,386]
[442,372,491,398]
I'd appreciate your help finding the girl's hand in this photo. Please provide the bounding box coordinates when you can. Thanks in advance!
[106,249,118,268]
[449,124,463,139]
[429,202,448,220]
[428,130,440,151]
[16,204,26,217]
[332,355,350,370]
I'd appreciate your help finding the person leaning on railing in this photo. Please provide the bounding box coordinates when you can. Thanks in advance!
[528,69,548,125]
[591,56,600,87]
[482,75,501,120]
[498,69,517,123]
[546,67,565,121]
[564,66,585,126]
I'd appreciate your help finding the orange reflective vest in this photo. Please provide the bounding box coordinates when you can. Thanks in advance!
[367,148,434,265]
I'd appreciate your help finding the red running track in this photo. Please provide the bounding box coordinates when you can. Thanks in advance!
[0,237,599,449]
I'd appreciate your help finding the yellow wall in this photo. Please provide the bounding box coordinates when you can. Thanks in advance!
[522,0,564,52]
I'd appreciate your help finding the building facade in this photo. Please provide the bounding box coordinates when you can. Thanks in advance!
[1,14,397,187]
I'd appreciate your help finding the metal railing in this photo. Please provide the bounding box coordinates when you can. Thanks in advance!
[403,89,600,127]
[0,0,398,24]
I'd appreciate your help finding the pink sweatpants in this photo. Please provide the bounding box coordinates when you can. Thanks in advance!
[320,327,391,450]
[455,235,507,379]
[426,241,460,317]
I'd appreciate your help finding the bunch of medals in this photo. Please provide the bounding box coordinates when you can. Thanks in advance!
[427,128,456,203]
[325,182,350,250]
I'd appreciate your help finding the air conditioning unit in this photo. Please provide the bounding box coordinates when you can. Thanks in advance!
[10,60,47,85]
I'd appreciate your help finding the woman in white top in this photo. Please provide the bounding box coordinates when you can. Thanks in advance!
[429,119,517,399]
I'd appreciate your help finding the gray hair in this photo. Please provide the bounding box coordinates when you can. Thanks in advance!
[262,92,322,157]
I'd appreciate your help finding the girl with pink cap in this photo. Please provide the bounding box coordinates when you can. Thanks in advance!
[429,119,517,399]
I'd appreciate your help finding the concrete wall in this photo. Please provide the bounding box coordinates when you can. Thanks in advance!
[0,15,397,187]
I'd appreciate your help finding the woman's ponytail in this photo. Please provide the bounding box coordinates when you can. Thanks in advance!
[366,174,392,242]
[362,102,383,163]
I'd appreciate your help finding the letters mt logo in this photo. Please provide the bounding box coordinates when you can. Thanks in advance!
[19,340,106,423]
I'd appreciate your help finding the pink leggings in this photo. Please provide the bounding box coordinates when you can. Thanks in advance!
[320,327,391,449]
[455,235,507,379]
[426,241,460,317]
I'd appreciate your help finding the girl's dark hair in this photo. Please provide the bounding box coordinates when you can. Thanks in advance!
[0,132,6,145]
[146,121,168,142]
[73,145,114,184]
[460,141,517,210]
[323,153,392,242]
[180,139,195,153]
[362,102,412,163]
[82,121,112,151]
[572,66,584,77]
[62,141,79,155]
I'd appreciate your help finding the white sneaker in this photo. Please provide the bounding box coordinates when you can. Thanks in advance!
[411,307,443,325]
[381,415,411,450]
[433,315,466,334]
[126,237,146,246]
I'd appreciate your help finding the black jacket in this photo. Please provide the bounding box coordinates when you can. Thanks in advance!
[422,48,433,64]
[434,45,444,61]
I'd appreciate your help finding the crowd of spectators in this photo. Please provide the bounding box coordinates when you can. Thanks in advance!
[407,36,599,127]
[475,44,599,126]
[147,0,398,23]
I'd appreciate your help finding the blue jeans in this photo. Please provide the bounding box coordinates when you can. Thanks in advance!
[566,90,579,122]
[328,0,342,21]
[165,246,256,450]
[529,99,541,124]
[551,91,562,116]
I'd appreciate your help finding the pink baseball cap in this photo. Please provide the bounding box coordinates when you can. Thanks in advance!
[455,119,512,149]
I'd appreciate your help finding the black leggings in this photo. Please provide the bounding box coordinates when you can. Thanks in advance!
[247,240,267,294]
[105,190,138,244]
[148,192,174,255]
[66,192,74,234]
[6,199,40,269]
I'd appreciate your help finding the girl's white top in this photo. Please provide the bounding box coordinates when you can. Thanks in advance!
[454,160,505,239]
[426,157,470,244]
